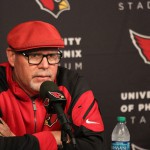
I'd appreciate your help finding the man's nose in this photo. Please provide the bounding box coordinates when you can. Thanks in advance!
[38,57,49,68]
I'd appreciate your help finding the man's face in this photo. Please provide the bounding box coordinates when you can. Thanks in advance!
[7,48,60,96]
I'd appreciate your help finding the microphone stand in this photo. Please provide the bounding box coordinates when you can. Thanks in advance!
[61,130,68,149]
[54,103,76,149]
[61,130,77,149]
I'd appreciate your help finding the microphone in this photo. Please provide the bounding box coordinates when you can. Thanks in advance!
[40,81,76,147]
[40,81,66,114]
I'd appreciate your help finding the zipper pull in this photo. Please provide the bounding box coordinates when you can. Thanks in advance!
[32,100,37,133]
[32,101,37,111]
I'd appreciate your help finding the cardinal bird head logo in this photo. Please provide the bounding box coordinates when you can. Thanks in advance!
[49,92,65,99]
[35,0,70,18]
[129,29,150,64]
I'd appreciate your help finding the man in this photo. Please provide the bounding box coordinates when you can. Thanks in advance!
[0,21,104,150]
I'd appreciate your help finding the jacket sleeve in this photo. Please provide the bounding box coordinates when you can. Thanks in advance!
[64,94,105,150]
[0,134,39,150]
[65,75,105,150]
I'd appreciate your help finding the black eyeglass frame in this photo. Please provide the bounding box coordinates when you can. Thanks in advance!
[16,50,62,65]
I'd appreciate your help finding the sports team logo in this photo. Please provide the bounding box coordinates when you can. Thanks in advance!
[49,91,65,99]
[44,113,58,127]
[35,0,70,18]
[129,29,150,64]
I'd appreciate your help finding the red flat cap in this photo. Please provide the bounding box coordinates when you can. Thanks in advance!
[7,20,64,51]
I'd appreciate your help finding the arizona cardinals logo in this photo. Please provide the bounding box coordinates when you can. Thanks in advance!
[49,91,64,99]
[44,113,58,127]
[129,29,150,64]
[131,143,148,150]
[35,0,70,18]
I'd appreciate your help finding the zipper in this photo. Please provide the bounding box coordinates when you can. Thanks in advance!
[32,100,37,133]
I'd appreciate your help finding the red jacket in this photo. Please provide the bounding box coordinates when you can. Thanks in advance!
[0,62,104,150]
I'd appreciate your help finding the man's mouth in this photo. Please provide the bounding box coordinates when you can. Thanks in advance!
[34,75,51,81]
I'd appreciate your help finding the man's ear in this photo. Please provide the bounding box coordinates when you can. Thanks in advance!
[6,48,15,67]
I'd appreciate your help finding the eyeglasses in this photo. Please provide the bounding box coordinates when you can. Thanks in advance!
[18,51,62,65]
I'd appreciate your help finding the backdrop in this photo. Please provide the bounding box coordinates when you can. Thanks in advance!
[0,0,150,149]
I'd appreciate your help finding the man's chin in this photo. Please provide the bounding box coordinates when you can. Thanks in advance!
[30,79,54,92]
[30,82,41,93]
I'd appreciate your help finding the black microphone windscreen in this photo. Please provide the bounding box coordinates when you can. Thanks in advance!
[40,81,58,99]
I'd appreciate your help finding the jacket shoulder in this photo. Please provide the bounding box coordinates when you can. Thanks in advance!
[57,66,79,83]
[57,67,91,96]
